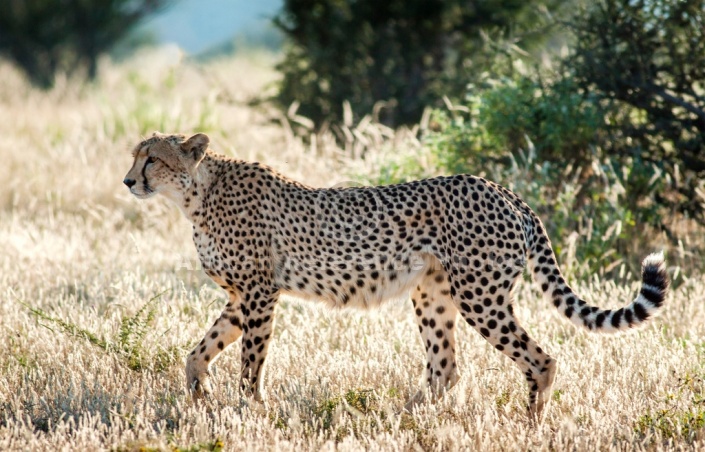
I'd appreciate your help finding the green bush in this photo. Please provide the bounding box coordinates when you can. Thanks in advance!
[274,0,559,127]
[475,78,604,165]
[565,0,705,222]
[421,77,606,169]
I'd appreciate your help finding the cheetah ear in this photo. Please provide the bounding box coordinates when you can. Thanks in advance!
[152,131,161,137]
[181,133,209,164]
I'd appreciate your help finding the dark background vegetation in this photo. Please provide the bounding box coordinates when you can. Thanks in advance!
[0,0,171,88]
[0,0,703,275]
[273,0,564,127]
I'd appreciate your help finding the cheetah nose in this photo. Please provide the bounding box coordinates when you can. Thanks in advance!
[123,178,136,188]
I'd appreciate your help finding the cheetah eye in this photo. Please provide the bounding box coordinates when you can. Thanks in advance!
[146,156,157,165]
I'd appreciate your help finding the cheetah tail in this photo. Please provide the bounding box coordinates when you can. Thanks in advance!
[528,226,669,333]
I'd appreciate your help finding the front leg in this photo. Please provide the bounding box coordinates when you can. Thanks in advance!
[186,291,243,399]
[239,288,278,401]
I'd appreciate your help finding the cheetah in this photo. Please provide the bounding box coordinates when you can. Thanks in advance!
[123,132,669,419]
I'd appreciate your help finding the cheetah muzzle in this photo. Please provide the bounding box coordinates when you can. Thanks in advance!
[124,132,669,420]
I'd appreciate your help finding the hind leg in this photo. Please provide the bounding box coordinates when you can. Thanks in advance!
[405,268,460,411]
[451,271,556,419]
[504,320,556,418]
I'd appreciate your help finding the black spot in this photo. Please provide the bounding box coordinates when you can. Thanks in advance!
[641,285,665,307]
[611,308,624,328]
[595,311,607,328]
[624,308,634,326]
[633,303,649,321]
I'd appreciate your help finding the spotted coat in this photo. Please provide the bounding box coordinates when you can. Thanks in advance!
[124,132,670,419]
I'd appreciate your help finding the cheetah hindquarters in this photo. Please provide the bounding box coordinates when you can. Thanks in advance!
[405,263,558,420]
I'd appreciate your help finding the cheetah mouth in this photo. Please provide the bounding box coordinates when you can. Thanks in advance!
[129,188,156,199]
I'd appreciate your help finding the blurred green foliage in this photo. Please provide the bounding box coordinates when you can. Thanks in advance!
[565,0,705,221]
[470,78,604,165]
[421,77,606,172]
[274,0,560,127]
[0,0,172,88]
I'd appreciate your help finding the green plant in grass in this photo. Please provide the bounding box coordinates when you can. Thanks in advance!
[635,371,705,443]
[20,291,182,372]
[636,409,705,443]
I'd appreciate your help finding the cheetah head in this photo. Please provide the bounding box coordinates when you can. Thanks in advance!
[123,132,209,200]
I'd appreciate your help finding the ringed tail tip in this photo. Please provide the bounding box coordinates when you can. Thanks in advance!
[639,251,669,310]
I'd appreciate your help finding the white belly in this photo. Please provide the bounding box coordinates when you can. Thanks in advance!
[279,254,439,310]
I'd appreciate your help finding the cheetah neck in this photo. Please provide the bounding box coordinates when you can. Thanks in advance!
[175,152,225,228]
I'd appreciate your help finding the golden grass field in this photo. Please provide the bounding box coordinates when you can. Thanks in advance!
[1,49,704,451]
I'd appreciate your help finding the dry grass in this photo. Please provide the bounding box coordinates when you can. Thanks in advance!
[1,48,704,451]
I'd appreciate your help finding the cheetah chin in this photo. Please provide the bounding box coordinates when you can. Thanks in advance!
[124,132,669,420]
